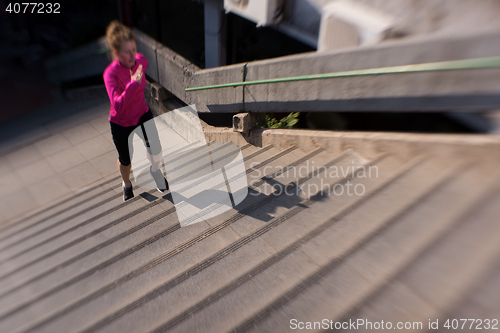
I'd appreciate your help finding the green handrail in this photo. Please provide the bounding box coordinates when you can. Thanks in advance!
[185,56,500,92]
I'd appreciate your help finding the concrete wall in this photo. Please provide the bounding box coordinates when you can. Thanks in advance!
[47,28,500,113]
[134,28,500,113]
[347,0,500,38]
[284,0,500,46]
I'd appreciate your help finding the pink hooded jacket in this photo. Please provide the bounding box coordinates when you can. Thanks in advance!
[103,52,149,127]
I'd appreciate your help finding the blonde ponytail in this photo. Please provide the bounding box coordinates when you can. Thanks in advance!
[106,20,135,52]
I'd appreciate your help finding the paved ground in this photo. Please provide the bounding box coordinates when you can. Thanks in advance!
[0,97,114,224]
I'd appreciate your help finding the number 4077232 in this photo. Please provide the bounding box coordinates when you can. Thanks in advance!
[5,3,60,14]
[443,319,498,330]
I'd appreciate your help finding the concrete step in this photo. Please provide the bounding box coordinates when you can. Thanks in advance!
[232,163,497,333]
[48,154,403,333]
[0,148,369,333]
[340,180,500,333]
[0,141,257,265]
[0,144,318,332]
[0,142,254,237]
[5,141,201,224]
[221,150,370,238]
[0,140,211,245]
[442,225,500,329]
[0,189,154,264]
[136,156,453,333]
[0,143,290,296]
[0,143,283,299]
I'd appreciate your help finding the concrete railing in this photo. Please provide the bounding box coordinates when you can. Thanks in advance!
[134,29,500,113]
[47,29,500,113]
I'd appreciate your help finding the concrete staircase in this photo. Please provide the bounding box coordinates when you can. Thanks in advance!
[0,119,498,332]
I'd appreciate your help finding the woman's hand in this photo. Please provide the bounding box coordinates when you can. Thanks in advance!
[130,64,143,84]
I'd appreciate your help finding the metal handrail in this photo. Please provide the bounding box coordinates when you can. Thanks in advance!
[185,56,500,92]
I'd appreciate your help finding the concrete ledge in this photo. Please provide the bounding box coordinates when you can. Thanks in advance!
[148,81,172,103]
[160,104,206,144]
[134,32,163,83]
[233,113,251,135]
[145,82,205,144]
[192,32,500,112]
[202,125,500,163]
[134,29,200,104]
[232,113,265,135]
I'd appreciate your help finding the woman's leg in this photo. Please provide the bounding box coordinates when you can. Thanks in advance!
[118,160,132,187]
[110,121,134,191]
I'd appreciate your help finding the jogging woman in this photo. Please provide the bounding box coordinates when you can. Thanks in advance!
[104,20,168,201]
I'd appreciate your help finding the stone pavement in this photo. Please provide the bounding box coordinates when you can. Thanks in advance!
[0,97,115,224]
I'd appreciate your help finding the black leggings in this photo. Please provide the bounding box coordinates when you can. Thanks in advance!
[110,111,162,166]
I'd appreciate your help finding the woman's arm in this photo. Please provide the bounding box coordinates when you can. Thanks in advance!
[104,65,143,114]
